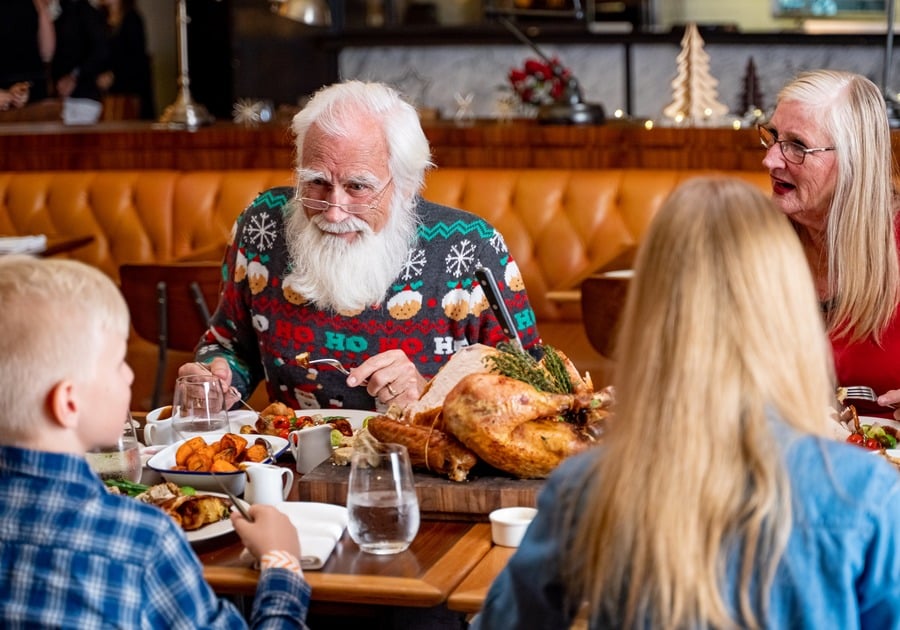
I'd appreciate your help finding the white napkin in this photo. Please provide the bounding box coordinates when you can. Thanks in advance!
[0,235,47,254]
[241,502,348,571]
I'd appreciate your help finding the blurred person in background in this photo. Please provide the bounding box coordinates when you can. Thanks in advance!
[96,0,155,119]
[0,0,55,110]
[51,0,108,104]
[474,176,900,629]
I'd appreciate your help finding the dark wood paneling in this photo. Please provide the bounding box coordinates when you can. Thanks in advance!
[1,119,898,171]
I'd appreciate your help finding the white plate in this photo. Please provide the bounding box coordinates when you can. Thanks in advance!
[858,415,900,431]
[147,434,289,496]
[183,492,250,544]
[228,410,263,433]
[292,409,374,431]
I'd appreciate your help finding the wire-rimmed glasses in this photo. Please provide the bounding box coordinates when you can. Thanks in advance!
[758,125,835,165]
[295,177,393,215]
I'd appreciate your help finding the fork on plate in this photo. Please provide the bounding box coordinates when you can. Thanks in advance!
[840,385,896,410]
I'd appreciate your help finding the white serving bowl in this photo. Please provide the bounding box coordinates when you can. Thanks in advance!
[489,507,537,547]
[147,434,288,496]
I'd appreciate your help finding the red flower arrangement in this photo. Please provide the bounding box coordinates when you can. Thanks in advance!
[508,57,572,106]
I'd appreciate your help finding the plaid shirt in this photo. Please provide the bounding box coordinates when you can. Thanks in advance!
[0,446,311,629]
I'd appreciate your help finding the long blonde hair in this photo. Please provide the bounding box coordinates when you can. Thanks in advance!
[778,69,900,342]
[565,177,834,629]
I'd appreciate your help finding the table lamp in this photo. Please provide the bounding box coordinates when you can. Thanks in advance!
[160,0,331,130]
[159,0,214,129]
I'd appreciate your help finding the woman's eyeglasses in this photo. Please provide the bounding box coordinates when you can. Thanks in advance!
[296,178,393,215]
[758,125,835,165]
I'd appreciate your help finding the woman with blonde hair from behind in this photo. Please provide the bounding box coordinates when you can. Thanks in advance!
[473,176,900,629]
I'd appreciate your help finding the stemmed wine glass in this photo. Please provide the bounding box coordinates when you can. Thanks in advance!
[171,373,230,439]
[86,414,143,483]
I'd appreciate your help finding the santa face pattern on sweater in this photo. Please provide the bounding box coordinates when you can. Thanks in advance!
[196,187,541,411]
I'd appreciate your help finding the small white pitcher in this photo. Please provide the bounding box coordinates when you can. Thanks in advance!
[242,463,294,505]
[288,424,334,474]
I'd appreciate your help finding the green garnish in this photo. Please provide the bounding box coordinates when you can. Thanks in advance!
[484,342,572,394]
[103,479,149,497]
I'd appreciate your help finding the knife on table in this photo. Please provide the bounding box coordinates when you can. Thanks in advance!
[475,266,523,351]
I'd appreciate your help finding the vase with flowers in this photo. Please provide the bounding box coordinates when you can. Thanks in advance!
[508,57,573,112]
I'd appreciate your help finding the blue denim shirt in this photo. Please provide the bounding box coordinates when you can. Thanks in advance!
[474,422,900,629]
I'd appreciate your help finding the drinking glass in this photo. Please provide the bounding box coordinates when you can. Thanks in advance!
[171,374,230,440]
[346,442,420,555]
[86,415,142,483]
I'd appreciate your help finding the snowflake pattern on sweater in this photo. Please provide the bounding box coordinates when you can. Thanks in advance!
[196,187,541,411]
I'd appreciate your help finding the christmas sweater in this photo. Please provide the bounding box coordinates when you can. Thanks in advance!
[196,187,542,411]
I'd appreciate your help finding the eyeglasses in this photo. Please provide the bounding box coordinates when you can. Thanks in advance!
[758,125,835,165]
[296,178,393,215]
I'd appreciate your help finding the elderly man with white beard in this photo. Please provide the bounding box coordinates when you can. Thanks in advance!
[178,80,542,413]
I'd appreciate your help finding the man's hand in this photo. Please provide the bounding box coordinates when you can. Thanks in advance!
[347,349,426,407]
[178,358,241,409]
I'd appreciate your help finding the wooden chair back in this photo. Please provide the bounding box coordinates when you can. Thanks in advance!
[119,262,223,408]
[580,272,632,359]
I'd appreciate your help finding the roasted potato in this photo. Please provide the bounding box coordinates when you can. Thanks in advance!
[169,433,272,473]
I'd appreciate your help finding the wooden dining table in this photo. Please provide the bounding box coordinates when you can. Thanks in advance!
[133,411,512,617]
[446,544,516,613]
[196,517,494,607]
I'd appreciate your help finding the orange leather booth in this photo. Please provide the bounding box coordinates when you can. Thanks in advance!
[0,167,771,408]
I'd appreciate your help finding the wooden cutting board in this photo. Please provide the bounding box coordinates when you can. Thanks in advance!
[297,461,545,521]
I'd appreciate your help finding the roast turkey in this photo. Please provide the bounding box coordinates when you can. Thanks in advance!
[442,372,606,478]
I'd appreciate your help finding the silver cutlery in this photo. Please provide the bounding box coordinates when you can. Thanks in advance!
[213,475,254,522]
[840,385,896,409]
[295,353,368,384]
[307,357,353,376]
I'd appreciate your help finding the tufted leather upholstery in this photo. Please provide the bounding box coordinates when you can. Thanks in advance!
[0,167,771,407]
[0,170,294,278]
[424,169,772,323]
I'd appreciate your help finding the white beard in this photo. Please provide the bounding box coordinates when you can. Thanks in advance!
[283,197,418,313]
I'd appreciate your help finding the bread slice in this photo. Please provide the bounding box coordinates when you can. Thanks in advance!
[401,343,499,429]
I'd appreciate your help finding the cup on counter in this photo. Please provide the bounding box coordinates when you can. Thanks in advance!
[346,442,420,555]
[242,462,294,505]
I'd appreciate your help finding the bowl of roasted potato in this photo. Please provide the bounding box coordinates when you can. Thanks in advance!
[147,432,289,496]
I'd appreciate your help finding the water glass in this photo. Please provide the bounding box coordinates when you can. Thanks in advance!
[171,374,229,440]
[86,416,142,483]
[346,442,420,555]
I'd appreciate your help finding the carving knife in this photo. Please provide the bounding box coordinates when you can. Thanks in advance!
[475,266,523,350]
